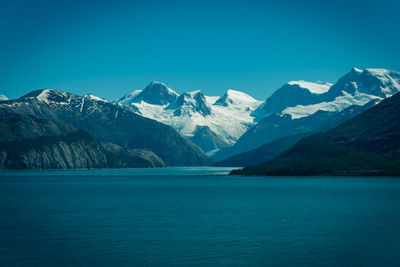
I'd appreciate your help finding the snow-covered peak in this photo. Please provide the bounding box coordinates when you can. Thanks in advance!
[287,80,332,94]
[137,81,178,105]
[225,89,258,101]
[214,89,261,107]
[21,89,71,104]
[352,67,363,73]
[326,67,400,99]
[116,81,178,106]
[252,80,332,119]
[278,67,400,119]
[0,94,9,101]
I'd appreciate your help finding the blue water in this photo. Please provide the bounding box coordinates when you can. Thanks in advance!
[1,168,400,266]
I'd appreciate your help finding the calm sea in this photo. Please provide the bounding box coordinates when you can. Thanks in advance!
[1,167,400,266]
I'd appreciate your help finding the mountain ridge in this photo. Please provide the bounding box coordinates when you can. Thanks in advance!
[232,92,400,176]
[2,89,212,166]
[115,84,262,151]
[215,68,400,160]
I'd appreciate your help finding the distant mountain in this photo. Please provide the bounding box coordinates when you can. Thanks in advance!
[232,92,400,176]
[214,132,311,167]
[0,95,8,101]
[216,68,400,160]
[115,84,262,152]
[215,99,380,160]
[1,89,212,166]
[116,81,178,106]
[252,81,332,120]
[189,126,229,153]
[324,68,400,100]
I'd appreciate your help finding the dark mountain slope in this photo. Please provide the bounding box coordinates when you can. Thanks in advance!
[232,92,400,176]
[0,108,109,169]
[1,89,212,166]
[215,100,379,161]
[215,132,311,167]
[101,142,166,168]
[189,126,229,153]
[0,108,167,169]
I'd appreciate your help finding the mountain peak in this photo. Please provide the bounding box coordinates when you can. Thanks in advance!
[0,94,8,101]
[252,81,331,118]
[287,80,332,94]
[327,67,400,99]
[20,89,72,104]
[214,89,260,107]
[351,67,363,74]
[133,81,178,105]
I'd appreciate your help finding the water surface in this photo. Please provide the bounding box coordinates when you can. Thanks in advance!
[1,167,400,266]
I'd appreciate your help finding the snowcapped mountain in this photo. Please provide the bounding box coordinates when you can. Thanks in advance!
[0,95,8,101]
[253,68,400,121]
[115,81,178,106]
[252,80,332,120]
[167,90,212,116]
[215,68,400,160]
[279,68,400,119]
[115,82,262,152]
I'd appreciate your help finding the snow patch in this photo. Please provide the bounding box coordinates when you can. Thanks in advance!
[85,94,107,102]
[288,80,332,94]
[36,89,51,104]
[282,91,382,119]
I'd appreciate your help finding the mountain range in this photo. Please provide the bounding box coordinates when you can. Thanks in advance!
[214,68,400,161]
[0,89,212,167]
[114,82,262,152]
[0,107,165,169]
[231,91,400,176]
[1,67,399,171]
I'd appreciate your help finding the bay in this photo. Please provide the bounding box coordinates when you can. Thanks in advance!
[1,167,400,266]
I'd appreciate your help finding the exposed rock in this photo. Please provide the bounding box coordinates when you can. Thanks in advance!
[101,142,166,168]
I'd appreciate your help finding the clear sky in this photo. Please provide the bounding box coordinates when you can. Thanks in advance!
[1,0,400,101]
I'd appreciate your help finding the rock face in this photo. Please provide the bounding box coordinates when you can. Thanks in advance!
[189,126,229,153]
[232,92,400,176]
[168,90,212,117]
[1,89,212,166]
[101,142,166,168]
[0,108,109,169]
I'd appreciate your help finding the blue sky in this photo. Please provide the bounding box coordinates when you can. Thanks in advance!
[1,0,400,100]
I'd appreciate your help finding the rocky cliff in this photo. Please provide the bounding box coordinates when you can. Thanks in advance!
[0,108,108,169]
